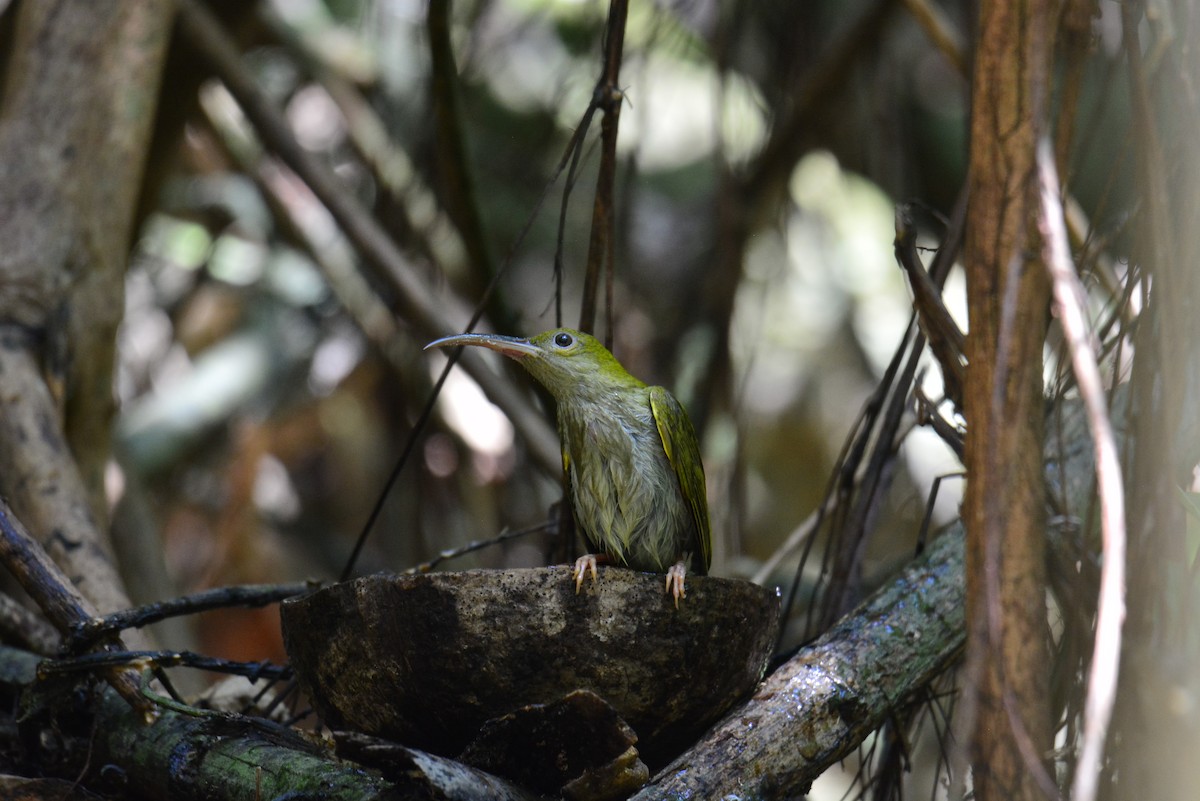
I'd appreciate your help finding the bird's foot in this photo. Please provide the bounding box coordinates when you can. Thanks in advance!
[573,554,601,593]
[665,562,687,608]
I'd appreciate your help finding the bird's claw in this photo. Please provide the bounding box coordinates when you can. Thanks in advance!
[573,554,599,593]
[666,562,687,608]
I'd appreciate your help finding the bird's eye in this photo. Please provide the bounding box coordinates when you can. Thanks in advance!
[554,332,574,348]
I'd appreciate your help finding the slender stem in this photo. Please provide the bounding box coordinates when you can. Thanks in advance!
[1037,138,1126,801]
[578,0,629,345]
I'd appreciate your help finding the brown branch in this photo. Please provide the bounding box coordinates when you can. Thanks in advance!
[894,204,966,408]
[962,1,1056,798]
[900,0,967,74]
[0,338,145,634]
[578,0,629,345]
[0,0,173,629]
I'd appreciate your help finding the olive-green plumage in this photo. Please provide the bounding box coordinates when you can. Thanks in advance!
[426,328,711,599]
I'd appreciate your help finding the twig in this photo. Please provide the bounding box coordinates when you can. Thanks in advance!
[750,498,830,587]
[818,321,924,628]
[403,522,554,575]
[40,649,291,683]
[554,112,600,328]
[914,385,964,460]
[67,582,318,652]
[579,0,629,344]
[1037,139,1126,801]
[895,205,966,408]
[900,0,966,74]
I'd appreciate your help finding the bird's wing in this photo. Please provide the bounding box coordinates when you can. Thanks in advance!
[649,386,712,573]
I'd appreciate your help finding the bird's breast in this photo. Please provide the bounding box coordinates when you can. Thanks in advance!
[557,399,694,572]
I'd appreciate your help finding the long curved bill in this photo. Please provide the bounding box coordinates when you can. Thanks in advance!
[424,333,540,360]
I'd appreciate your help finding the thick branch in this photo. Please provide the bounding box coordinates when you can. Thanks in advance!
[0,0,173,523]
[0,646,539,801]
[633,526,965,799]
[0,337,139,627]
[0,0,173,622]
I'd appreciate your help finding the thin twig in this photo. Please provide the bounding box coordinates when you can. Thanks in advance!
[820,324,924,629]
[402,521,554,575]
[67,582,318,652]
[895,204,966,407]
[750,496,832,587]
[1037,139,1126,801]
[40,649,291,682]
[554,109,600,328]
[579,0,629,344]
[899,0,967,74]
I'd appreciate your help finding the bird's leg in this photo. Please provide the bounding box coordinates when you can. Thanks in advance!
[572,554,610,592]
[666,561,688,608]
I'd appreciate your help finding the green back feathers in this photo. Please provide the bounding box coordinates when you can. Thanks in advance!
[649,386,712,573]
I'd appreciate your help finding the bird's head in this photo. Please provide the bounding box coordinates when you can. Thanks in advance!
[425,328,644,401]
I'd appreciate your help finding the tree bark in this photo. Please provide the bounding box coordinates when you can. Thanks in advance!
[961,0,1055,798]
[0,0,174,515]
[0,0,174,621]
[631,525,965,800]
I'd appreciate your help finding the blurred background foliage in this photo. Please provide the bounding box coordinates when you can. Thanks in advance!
[112,0,1133,732]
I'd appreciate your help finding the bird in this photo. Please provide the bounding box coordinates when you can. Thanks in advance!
[425,328,711,605]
